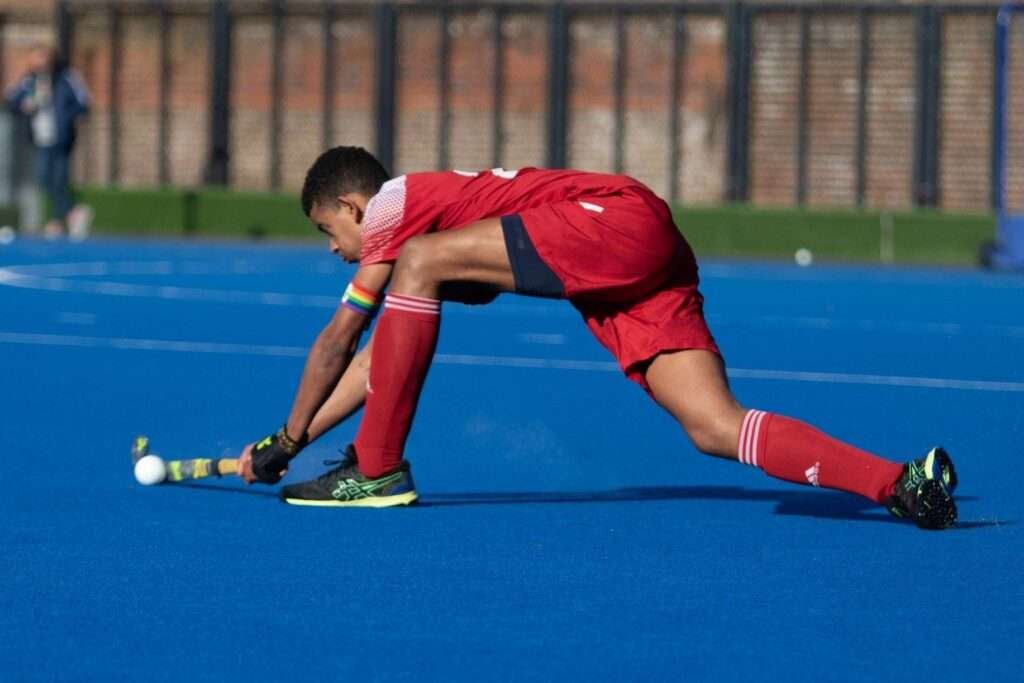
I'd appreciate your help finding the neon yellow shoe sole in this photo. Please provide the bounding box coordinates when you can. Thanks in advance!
[281,490,418,508]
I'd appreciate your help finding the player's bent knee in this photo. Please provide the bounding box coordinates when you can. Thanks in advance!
[685,426,721,456]
[394,235,439,285]
[682,417,737,457]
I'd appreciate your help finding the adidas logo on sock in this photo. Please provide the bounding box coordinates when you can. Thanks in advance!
[805,462,821,487]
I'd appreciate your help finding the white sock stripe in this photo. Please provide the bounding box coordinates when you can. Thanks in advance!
[384,300,438,313]
[739,411,756,465]
[384,301,440,315]
[384,295,439,312]
[387,293,440,306]
[749,411,767,467]
[739,410,767,467]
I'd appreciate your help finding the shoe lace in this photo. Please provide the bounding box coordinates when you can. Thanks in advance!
[314,450,358,485]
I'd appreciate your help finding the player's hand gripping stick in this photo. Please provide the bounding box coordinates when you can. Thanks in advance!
[250,426,306,484]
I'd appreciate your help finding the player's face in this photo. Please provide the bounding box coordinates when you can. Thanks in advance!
[310,200,361,263]
[27,46,54,73]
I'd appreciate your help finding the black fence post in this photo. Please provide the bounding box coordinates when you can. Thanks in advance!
[856,6,870,207]
[321,2,335,151]
[205,0,232,186]
[668,7,685,203]
[929,10,942,208]
[914,5,941,207]
[269,0,284,190]
[546,1,569,169]
[438,6,451,170]
[992,8,1006,212]
[612,7,626,175]
[158,2,171,186]
[56,0,73,61]
[491,6,505,168]
[796,9,809,206]
[374,3,397,174]
[109,6,121,186]
[726,2,751,202]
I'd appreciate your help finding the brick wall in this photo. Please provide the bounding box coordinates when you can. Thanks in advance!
[806,15,859,206]
[0,1,1010,213]
[565,13,728,201]
[864,14,917,209]
[749,13,799,205]
[941,13,993,211]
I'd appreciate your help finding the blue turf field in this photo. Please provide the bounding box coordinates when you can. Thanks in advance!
[0,237,1021,681]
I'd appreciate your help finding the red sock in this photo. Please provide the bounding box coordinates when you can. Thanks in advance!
[738,410,904,504]
[353,293,440,478]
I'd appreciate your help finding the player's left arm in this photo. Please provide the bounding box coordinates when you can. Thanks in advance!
[5,76,31,113]
[241,262,392,483]
[305,330,374,441]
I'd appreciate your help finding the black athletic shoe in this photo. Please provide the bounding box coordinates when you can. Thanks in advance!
[886,447,957,530]
[279,445,418,508]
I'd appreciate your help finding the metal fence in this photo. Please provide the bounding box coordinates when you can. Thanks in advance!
[21,1,1010,210]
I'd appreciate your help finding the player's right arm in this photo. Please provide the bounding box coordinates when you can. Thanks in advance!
[240,262,392,483]
[305,331,373,441]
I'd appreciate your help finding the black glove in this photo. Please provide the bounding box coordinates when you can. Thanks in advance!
[250,426,306,484]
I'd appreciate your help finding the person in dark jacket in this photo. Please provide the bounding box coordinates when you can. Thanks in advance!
[6,39,92,239]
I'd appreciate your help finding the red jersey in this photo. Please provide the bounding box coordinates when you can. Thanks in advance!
[359,167,714,393]
[360,168,650,265]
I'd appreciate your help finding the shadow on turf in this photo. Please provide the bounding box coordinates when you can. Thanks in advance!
[172,482,1007,528]
[174,482,279,498]
[420,486,1002,527]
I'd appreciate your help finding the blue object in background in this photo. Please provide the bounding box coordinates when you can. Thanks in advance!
[988,3,1024,271]
[989,214,1024,269]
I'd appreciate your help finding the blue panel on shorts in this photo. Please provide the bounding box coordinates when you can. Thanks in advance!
[500,213,565,298]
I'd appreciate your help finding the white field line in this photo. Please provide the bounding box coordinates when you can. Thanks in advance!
[1,330,1023,393]
[0,264,339,308]
[2,261,1023,336]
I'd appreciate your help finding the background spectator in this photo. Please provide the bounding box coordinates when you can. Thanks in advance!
[5,36,91,240]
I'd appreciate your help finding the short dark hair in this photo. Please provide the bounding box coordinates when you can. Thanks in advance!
[301,146,390,216]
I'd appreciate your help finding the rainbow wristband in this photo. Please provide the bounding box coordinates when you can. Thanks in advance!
[341,282,381,317]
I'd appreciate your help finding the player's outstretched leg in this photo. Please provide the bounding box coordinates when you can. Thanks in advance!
[644,349,957,529]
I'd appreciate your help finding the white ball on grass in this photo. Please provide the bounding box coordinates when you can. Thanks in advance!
[134,454,167,486]
[795,247,814,267]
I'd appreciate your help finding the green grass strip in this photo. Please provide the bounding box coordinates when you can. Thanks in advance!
[74,186,996,266]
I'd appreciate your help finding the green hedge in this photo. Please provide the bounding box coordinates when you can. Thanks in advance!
[192,188,310,238]
[675,205,995,265]
[0,205,17,228]
[78,186,996,265]
[77,187,191,234]
[78,186,311,238]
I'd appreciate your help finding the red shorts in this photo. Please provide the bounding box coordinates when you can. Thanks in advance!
[518,185,720,391]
